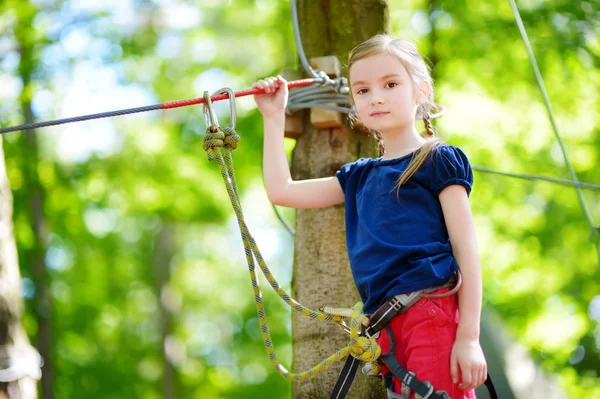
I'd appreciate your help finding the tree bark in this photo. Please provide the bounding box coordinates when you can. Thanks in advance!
[0,137,40,398]
[154,224,177,399]
[16,23,54,397]
[291,1,389,398]
[22,128,52,399]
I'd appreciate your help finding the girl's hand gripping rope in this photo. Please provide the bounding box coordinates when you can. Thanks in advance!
[252,75,289,119]
[253,74,344,209]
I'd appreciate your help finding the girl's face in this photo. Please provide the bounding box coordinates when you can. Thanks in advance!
[349,52,420,134]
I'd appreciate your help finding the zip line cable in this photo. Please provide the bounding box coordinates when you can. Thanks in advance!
[472,166,600,191]
[290,0,320,81]
[508,0,599,253]
[287,0,354,114]
[0,79,318,135]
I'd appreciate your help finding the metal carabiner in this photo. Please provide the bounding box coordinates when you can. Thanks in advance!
[211,87,237,131]
[203,91,219,132]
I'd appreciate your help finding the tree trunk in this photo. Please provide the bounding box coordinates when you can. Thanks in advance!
[0,138,40,398]
[21,127,53,399]
[154,224,177,399]
[291,1,389,398]
[17,46,54,399]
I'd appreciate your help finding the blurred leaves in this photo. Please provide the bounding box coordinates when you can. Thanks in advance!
[0,0,599,398]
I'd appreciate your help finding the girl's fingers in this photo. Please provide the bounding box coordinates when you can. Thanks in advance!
[458,364,472,390]
[450,351,458,385]
[276,75,288,91]
[253,76,285,95]
[469,365,484,389]
[256,83,273,94]
[480,367,487,387]
[471,369,479,390]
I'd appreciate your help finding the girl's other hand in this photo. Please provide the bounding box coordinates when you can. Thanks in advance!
[252,75,289,118]
[450,338,488,391]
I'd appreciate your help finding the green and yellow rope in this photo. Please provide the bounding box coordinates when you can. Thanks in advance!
[203,126,381,381]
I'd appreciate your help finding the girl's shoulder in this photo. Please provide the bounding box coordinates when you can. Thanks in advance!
[336,157,378,189]
[340,157,377,173]
[426,144,472,169]
[426,144,474,196]
[432,144,470,160]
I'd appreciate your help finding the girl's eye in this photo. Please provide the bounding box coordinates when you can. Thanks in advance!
[386,82,398,88]
[356,88,368,95]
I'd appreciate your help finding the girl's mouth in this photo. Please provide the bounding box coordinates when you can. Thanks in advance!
[370,112,389,117]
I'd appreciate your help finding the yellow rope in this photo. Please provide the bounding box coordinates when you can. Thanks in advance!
[203,126,381,381]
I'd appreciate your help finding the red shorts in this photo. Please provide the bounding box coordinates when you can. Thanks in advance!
[375,289,476,399]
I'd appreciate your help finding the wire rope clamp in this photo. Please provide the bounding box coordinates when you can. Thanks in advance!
[309,56,343,129]
[310,56,341,79]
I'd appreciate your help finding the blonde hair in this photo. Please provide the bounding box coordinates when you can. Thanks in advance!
[347,34,444,191]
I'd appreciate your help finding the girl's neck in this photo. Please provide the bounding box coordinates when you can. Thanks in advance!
[379,127,426,160]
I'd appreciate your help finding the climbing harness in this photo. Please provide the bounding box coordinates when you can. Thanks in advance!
[331,272,498,399]
[202,88,497,399]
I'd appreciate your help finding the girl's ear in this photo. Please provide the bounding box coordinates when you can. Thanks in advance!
[416,81,431,105]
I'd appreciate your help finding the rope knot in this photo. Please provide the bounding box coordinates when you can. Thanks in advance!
[203,129,225,161]
[223,126,240,150]
[350,336,381,363]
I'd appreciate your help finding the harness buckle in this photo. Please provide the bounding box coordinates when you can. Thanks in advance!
[363,328,379,340]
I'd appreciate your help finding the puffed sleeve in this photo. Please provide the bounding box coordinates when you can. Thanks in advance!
[430,146,474,196]
[336,158,370,192]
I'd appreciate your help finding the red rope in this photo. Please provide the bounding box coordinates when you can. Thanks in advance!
[161,78,317,109]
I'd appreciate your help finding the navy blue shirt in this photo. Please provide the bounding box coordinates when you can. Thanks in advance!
[336,145,474,314]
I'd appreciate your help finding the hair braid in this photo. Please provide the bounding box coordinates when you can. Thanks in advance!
[423,114,435,137]
[372,130,386,156]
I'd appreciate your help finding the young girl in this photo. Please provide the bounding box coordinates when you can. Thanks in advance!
[252,34,487,399]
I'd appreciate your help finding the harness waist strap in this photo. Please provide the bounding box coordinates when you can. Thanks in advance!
[366,273,459,337]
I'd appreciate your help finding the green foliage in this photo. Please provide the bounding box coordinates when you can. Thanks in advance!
[0,0,598,397]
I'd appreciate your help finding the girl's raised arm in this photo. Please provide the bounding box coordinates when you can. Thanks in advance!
[254,76,345,209]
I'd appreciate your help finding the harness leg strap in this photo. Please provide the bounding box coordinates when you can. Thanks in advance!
[381,325,499,399]
[329,355,361,399]
[380,326,447,399]
[484,373,498,399]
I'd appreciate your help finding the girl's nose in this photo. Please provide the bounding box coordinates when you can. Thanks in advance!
[370,97,385,105]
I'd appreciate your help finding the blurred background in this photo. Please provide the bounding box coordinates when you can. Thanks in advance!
[0,0,598,398]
